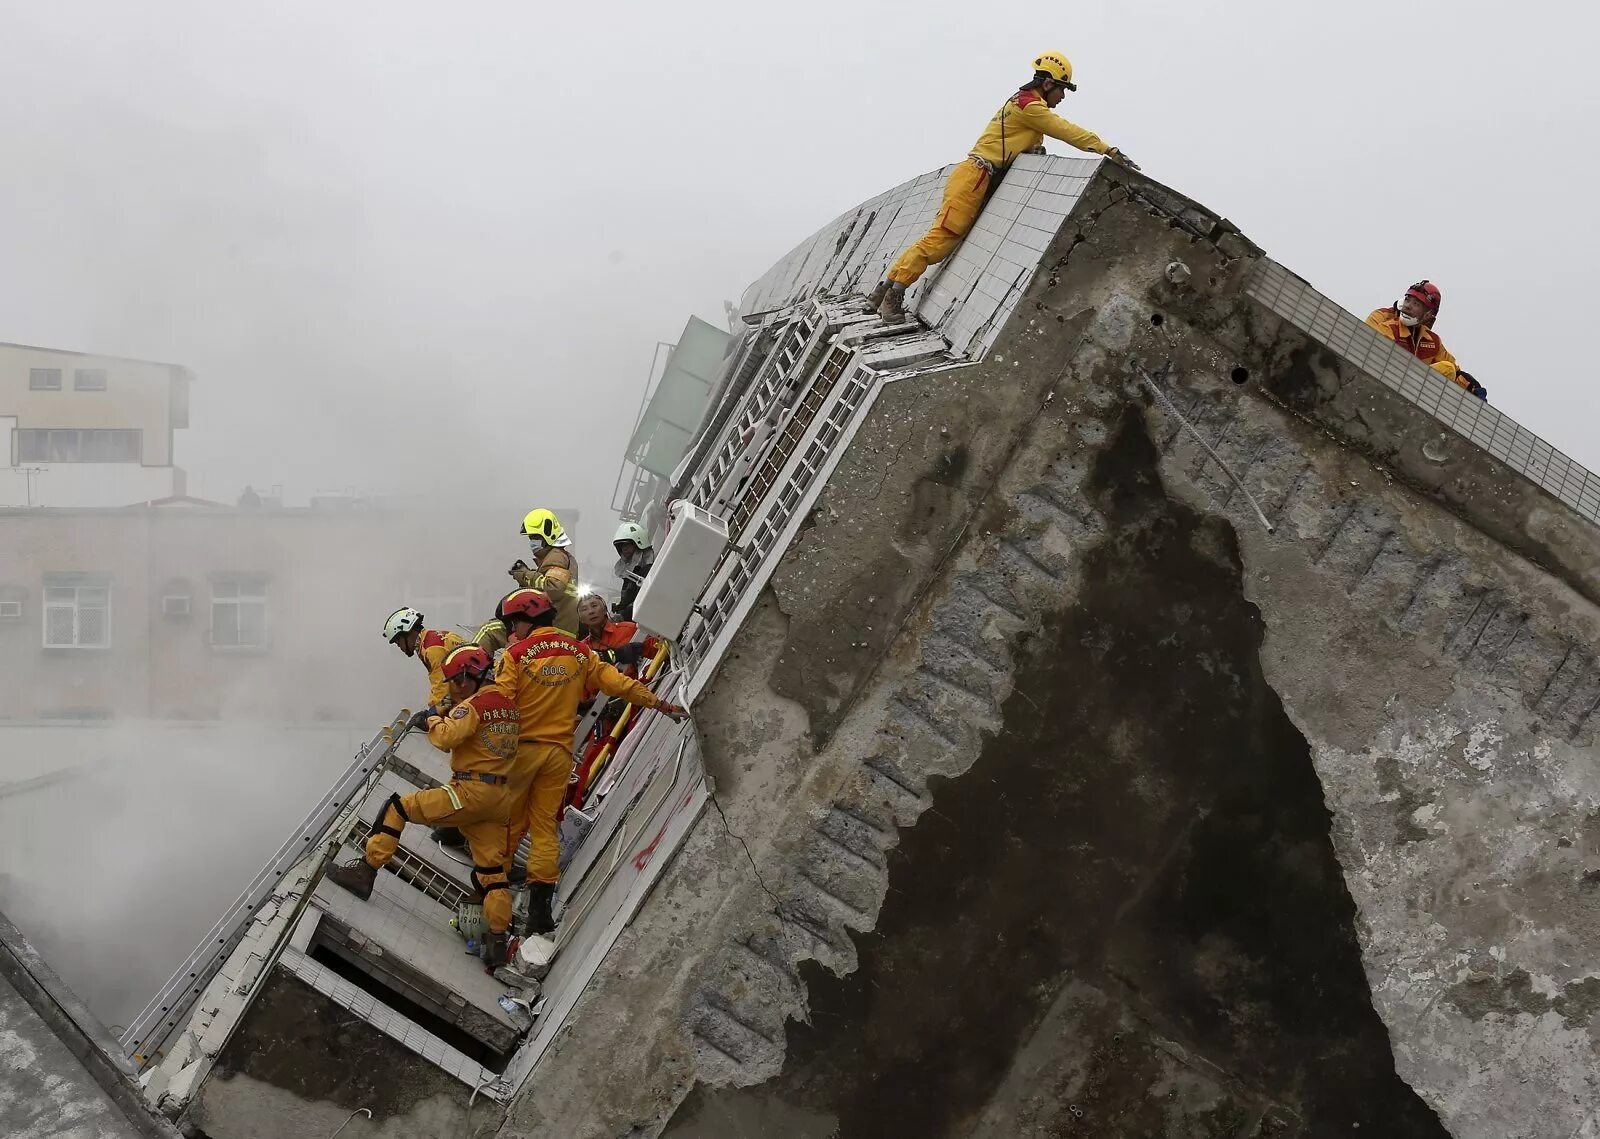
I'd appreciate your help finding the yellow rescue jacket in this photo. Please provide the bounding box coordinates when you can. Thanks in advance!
[512,546,580,634]
[494,625,661,748]
[1365,308,1461,384]
[970,88,1111,171]
[418,628,465,711]
[422,683,519,776]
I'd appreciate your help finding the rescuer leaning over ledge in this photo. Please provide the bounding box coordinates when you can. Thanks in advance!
[866,50,1140,324]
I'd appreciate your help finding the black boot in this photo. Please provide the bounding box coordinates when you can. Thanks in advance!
[526,881,556,935]
[481,930,509,969]
[432,826,467,850]
[326,859,377,900]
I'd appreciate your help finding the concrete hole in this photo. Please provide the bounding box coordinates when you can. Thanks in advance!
[1230,367,1250,385]
[1150,313,1164,327]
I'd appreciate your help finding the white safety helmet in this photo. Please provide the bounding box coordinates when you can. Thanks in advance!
[383,606,424,644]
[613,521,652,550]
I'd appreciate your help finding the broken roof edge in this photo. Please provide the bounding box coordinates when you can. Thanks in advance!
[0,909,184,1138]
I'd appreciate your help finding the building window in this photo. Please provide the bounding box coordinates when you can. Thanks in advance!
[14,428,142,463]
[74,368,108,391]
[211,577,267,648]
[29,368,62,391]
[42,576,111,649]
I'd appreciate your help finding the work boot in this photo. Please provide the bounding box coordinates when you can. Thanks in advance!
[526,881,556,936]
[863,280,890,311]
[877,282,909,323]
[432,826,467,850]
[326,858,377,901]
[481,930,509,970]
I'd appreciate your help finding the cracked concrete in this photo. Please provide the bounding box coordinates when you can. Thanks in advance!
[498,166,1600,1138]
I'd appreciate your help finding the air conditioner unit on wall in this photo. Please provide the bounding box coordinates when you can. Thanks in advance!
[0,600,21,620]
[633,501,729,640]
[162,594,192,619]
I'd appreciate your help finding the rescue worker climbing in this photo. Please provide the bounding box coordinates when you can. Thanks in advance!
[327,645,522,967]
[867,51,1140,323]
[493,588,686,936]
[611,521,655,622]
[383,606,465,712]
[1366,281,1467,388]
[572,593,662,807]
[471,590,521,664]
[510,508,581,633]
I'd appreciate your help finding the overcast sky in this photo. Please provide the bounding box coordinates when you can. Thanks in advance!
[1,0,1594,543]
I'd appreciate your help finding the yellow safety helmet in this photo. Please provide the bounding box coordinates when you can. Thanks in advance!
[519,507,571,548]
[1032,51,1077,91]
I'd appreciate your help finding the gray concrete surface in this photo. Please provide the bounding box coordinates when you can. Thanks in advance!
[496,167,1600,1138]
[0,910,180,1139]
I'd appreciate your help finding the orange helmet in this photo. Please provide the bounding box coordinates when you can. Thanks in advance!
[500,588,556,627]
[441,644,493,683]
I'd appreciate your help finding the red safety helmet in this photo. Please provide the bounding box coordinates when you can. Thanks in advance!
[500,588,556,627]
[440,644,493,683]
[1404,280,1442,316]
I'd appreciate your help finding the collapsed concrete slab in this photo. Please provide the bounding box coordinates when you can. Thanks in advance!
[501,160,1600,1138]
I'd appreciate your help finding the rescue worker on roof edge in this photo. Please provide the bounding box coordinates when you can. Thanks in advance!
[867,51,1140,324]
[383,606,464,712]
[493,588,685,937]
[1366,281,1475,393]
[510,508,581,634]
[327,644,522,968]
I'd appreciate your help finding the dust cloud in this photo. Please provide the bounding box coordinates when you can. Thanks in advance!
[0,722,365,1029]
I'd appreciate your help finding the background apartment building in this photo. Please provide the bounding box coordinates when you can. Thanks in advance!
[1,341,193,509]
[0,500,580,724]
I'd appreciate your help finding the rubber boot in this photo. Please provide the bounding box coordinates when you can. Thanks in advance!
[326,858,377,900]
[432,826,467,849]
[526,881,556,936]
[863,280,890,310]
[877,282,908,323]
[481,930,509,969]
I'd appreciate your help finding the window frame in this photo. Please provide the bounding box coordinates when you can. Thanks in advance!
[209,575,269,650]
[73,368,108,392]
[41,577,112,650]
[14,428,143,464]
[28,368,62,391]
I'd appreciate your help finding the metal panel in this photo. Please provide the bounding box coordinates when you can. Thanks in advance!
[627,317,732,478]
[1245,260,1600,527]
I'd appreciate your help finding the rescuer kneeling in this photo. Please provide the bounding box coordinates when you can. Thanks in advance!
[327,644,522,967]
[866,50,1139,323]
[494,588,686,937]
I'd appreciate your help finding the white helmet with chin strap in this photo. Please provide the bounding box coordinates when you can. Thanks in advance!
[383,606,424,645]
[613,521,652,550]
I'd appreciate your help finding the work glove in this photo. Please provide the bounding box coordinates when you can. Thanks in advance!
[657,702,689,722]
[1106,147,1141,172]
[407,708,437,731]
[611,642,646,667]
[508,560,528,578]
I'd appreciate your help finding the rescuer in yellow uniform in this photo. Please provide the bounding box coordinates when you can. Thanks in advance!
[1365,280,1464,385]
[510,508,582,634]
[383,605,465,711]
[326,644,522,966]
[868,51,1140,323]
[493,588,686,935]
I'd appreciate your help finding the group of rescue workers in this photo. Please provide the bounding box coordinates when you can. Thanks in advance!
[327,508,680,971]
[326,49,1495,980]
[868,51,1490,402]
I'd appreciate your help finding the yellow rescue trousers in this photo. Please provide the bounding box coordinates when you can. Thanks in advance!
[504,742,575,886]
[363,776,513,933]
[887,159,993,286]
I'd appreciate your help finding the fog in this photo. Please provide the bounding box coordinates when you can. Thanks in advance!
[1,0,1597,1028]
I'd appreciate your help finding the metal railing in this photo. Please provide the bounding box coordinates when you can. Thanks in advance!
[1246,259,1600,524]
[121,714,407,1066]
